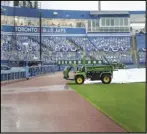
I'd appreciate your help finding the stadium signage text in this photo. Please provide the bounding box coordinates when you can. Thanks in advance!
[15,27,39,32]
[15,27,67,33]
[2,25,86,34]
[42,28,66,33]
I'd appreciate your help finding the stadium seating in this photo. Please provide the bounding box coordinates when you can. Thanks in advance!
[89,36,131,52]
[136,34,145,51]
[70,37,94,51]
[1,35,133,64]
[138,52,146,64]
[1,35,40,61]
[135,33,146,63]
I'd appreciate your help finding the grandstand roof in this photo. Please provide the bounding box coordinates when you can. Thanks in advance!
[90,11,129,15]
[129,11,145,15]
[1,6,145,20]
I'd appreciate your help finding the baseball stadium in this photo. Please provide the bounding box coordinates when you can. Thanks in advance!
[1,1,146,132]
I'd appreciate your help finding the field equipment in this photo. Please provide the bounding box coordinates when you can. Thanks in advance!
[58,50,125,84]
[61,55,125,84]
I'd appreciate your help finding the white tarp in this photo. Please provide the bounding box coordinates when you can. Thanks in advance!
[84,68,145,84]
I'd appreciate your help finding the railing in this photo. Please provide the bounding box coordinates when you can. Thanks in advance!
[1,65,57,82]
[29,65,56,77]
[1,71,26,82]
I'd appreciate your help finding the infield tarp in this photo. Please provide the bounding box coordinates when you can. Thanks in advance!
[84,68,145,84]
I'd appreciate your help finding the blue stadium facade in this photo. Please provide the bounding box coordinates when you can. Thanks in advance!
[1,6,146,67]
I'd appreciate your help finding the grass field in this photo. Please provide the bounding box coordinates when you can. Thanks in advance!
[68,82,145,132]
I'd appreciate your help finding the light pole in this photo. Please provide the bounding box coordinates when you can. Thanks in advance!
[39,2,42,65]
[23,42,29,80]
[1,7,6,65]
[98,1,101,11]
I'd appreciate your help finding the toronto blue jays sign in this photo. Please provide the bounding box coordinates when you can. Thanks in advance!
[2,25,86,34]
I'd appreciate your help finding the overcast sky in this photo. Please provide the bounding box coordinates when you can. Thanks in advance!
[39,1,145,11]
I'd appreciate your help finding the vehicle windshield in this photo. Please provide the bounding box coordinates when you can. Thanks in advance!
[79,66,85,72]
[66,66,72,71]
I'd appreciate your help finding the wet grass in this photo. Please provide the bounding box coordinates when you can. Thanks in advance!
[68,82,146,132]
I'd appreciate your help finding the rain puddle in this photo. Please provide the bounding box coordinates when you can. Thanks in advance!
[1,85,72,94]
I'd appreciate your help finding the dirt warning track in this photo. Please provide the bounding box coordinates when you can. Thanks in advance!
[1,72,126,132]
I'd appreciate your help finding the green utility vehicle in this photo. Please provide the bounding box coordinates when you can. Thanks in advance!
[62,56,125,84]
[63,64,113,84]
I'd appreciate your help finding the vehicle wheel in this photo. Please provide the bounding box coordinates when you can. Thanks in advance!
[101,74,112,84]
[75,76,84,84]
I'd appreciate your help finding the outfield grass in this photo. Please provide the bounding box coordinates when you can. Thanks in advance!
[68,82,145,132]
